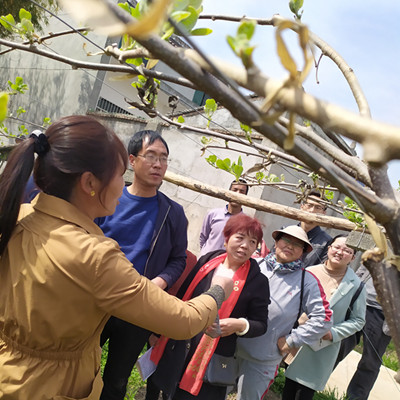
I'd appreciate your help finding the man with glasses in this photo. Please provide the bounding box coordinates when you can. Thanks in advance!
[199,179,249,257]
[299,190,332,267]
[97,130,188,400]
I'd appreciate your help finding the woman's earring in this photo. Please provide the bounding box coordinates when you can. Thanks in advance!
[90,190,95,197]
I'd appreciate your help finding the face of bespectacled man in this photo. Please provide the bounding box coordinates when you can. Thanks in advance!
[129,138,169,190]
[300,195,326,215]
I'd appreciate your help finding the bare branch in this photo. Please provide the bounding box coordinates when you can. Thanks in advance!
[157,112,305,166]
[105,44,153,61]
[0,38,196,90]
[0,28,90,56]
[164,170,359,231]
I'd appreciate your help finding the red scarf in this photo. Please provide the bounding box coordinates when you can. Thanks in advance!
[151,252,250,395]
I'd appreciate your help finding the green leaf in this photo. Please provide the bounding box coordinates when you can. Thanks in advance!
[256,171,265,182]
[205,154,217,164]
[170,10,191,23]
[0,92,9,122]
[324,189,334,201]
[119,2,141,19]
[289,0,304,19]
[43,117,52,127]
[227,35,238,55]
[240,122,251,134]
[126,57,143,66]
[177,6,199,34]
[216,158,231,171]
[0,14,16,32]
[204,98,217,113]
[232,164,244,180]
[19,8,32,21]
[237,156,243,167]
[20,18,34,34]
[118,2,131,13]
[237,20,256,40]
[161,25,175,40]
[177,115,185,123]
[201,136,213,145]
[190,27,212,36]
[16,106,26,116]
[226,20,257,68]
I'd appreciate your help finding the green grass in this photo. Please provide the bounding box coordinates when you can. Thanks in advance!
[100,338,399,400]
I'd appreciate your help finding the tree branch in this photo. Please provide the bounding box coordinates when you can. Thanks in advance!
[199,14,371,118]
[105,43,153,61]
[184,48,400,165]
[278,117,372,186]
[157,112,305,166]
[164,170,359,231]
[0,38,196,90]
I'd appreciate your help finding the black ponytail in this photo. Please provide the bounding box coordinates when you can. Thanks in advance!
[0,138,36,255]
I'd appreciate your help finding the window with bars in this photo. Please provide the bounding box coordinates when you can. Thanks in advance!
[96,97,132,115]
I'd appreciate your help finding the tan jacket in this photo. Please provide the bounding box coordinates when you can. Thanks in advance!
[0,193,217,400]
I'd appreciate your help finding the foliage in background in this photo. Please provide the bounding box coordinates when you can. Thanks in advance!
[342,197,365,227]
[116,0,211,68]
[205,154,244,181]
[0,77,51,151]
[0,1,58,38]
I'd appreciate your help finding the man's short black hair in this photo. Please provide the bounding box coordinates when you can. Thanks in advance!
[229,178,249,194]
[307,190,322,199]
[127,130,169,156]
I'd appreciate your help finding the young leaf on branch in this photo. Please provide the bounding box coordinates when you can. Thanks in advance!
[227,19,257,69]
[204,98,217,128]
[289,0,304,20]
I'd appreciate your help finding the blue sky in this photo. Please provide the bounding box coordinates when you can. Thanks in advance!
[192,0,400,187]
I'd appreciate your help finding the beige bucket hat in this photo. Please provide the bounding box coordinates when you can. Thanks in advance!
[272,225,313,253]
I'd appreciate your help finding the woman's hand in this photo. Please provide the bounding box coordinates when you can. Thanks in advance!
[219,318,245,337]
[210,272,234,300]
[322,331,333,341]
[148,333,159,347]
[277,336,291,356]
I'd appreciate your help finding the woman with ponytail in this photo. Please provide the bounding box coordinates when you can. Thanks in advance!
[0,115,232,400]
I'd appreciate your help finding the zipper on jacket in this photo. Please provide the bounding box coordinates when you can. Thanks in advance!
[143,205,171,277]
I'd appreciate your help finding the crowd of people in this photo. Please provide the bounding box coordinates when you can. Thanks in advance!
[0,116,392,400]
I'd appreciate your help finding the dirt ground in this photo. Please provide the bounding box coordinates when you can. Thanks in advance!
[134,386,281,400]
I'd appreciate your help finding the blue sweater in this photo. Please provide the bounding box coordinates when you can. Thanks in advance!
[97,189,188,288]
